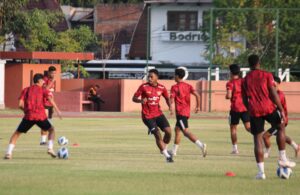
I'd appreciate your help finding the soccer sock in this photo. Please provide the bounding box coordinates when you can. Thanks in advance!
[48,140,54,150]
[257,162,265,174]
[41,135,47,143]
[264,147,271,154]
[172,144,179,154]
[279,150,288,161]
[6,144,15,155]
[291,141,298,150]
[232,144,238,151]
[162,149,171,158]
[195,140,204,149]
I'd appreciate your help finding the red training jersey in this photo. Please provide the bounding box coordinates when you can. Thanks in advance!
[19,85,51,121]
[278,90,288,125]
[226,78,247,112]
[134,82,169,119]
[243,69,276,117]
[170,82,194,118]
[43,76,55,107]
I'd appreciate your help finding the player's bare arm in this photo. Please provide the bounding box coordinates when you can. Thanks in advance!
[132,96,147,104]
[225,89,232,99]
[269,85,286,123]
[18,99,24,111]
[169,97,174,115]
[48,97,62,119]
[191,90,200,113]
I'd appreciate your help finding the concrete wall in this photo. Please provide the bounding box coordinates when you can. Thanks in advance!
[0,60,5,109]
[58,79,300,113]
[5,63,61,108]
[150,4,211,64]
[61,79,121,111]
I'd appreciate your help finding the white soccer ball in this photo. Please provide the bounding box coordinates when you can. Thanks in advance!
[177,66,189,80]
[57,136,69,146]
[57,147,69,159]
[277,166,292,179]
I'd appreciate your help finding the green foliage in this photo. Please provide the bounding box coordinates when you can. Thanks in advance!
[17,9,61,51]
[207,0,300,70]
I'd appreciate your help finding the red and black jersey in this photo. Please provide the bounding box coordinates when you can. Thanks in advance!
[43,76,55,107]
[134,82,169,119]
[170,82,194,118]
[226,78,247,112]
[278,90,288,125]
[19,85,51,121]
[243,69,276,117]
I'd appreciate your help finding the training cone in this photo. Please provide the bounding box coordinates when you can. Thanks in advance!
[225,171,236,177]
[72,143,80,147]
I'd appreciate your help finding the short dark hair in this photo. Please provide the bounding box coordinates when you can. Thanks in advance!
[175,68,185,79]
[248,54,260,67]
[33,73,44,84]
[149,69,159,76]
[273,75,281,84]
[48,66,56,72]
[229,64,240,75]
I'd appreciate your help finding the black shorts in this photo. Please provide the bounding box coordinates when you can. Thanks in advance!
[176,115,189,130]
[229,111,250,125]
[250,110,282,135]
[45,106,54,119]
[16,118,53,133]
[267,123,288,136]
[142,114,170,133]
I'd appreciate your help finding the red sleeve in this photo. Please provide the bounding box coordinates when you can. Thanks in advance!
[226,81,233,91]
[133,85,144,98]
[19,88,28,100]
[170,86,175,98]
[162,87,169,99]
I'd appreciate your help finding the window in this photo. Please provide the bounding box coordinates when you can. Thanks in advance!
[167,11,198,31]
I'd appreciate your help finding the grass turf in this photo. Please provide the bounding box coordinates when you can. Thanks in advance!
[0,114,299,195]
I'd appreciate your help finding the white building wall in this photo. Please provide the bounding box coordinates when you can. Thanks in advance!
[150,4,211,65]
[0,60,5,109]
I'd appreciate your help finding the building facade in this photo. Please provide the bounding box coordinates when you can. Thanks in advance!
[129,0,213,66]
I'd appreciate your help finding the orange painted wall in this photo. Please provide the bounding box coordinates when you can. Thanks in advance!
[61,79,121,111]
[5,63,61,108]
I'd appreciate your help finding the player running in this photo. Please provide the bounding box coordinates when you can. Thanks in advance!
[169,68,207,157]
[242,54,296,180]
[40,66,57,145]
[132,69,173,163]
[225,64,251,154]
[263,75,300,158]
[4,73,62,159]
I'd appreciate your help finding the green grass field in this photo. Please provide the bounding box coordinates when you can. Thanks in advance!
[0,112,299,195]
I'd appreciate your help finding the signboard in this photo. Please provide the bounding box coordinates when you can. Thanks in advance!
[160,31,203,42]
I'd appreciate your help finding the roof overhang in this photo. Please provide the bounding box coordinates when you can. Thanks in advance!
[0,51,94,61]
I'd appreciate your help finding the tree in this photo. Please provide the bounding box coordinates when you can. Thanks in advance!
[17,9,62,51]
[0,0,28,50]
[100,32,118,79]
[207,0,300,71]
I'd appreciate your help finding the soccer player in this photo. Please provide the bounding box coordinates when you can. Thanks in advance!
[132,69,173,163]
[4,73,62,159]
[225,64,251,154]
[263,75,300,158]
[40,66,57,145]
[242,54,296,179]
[170,68,207,157]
